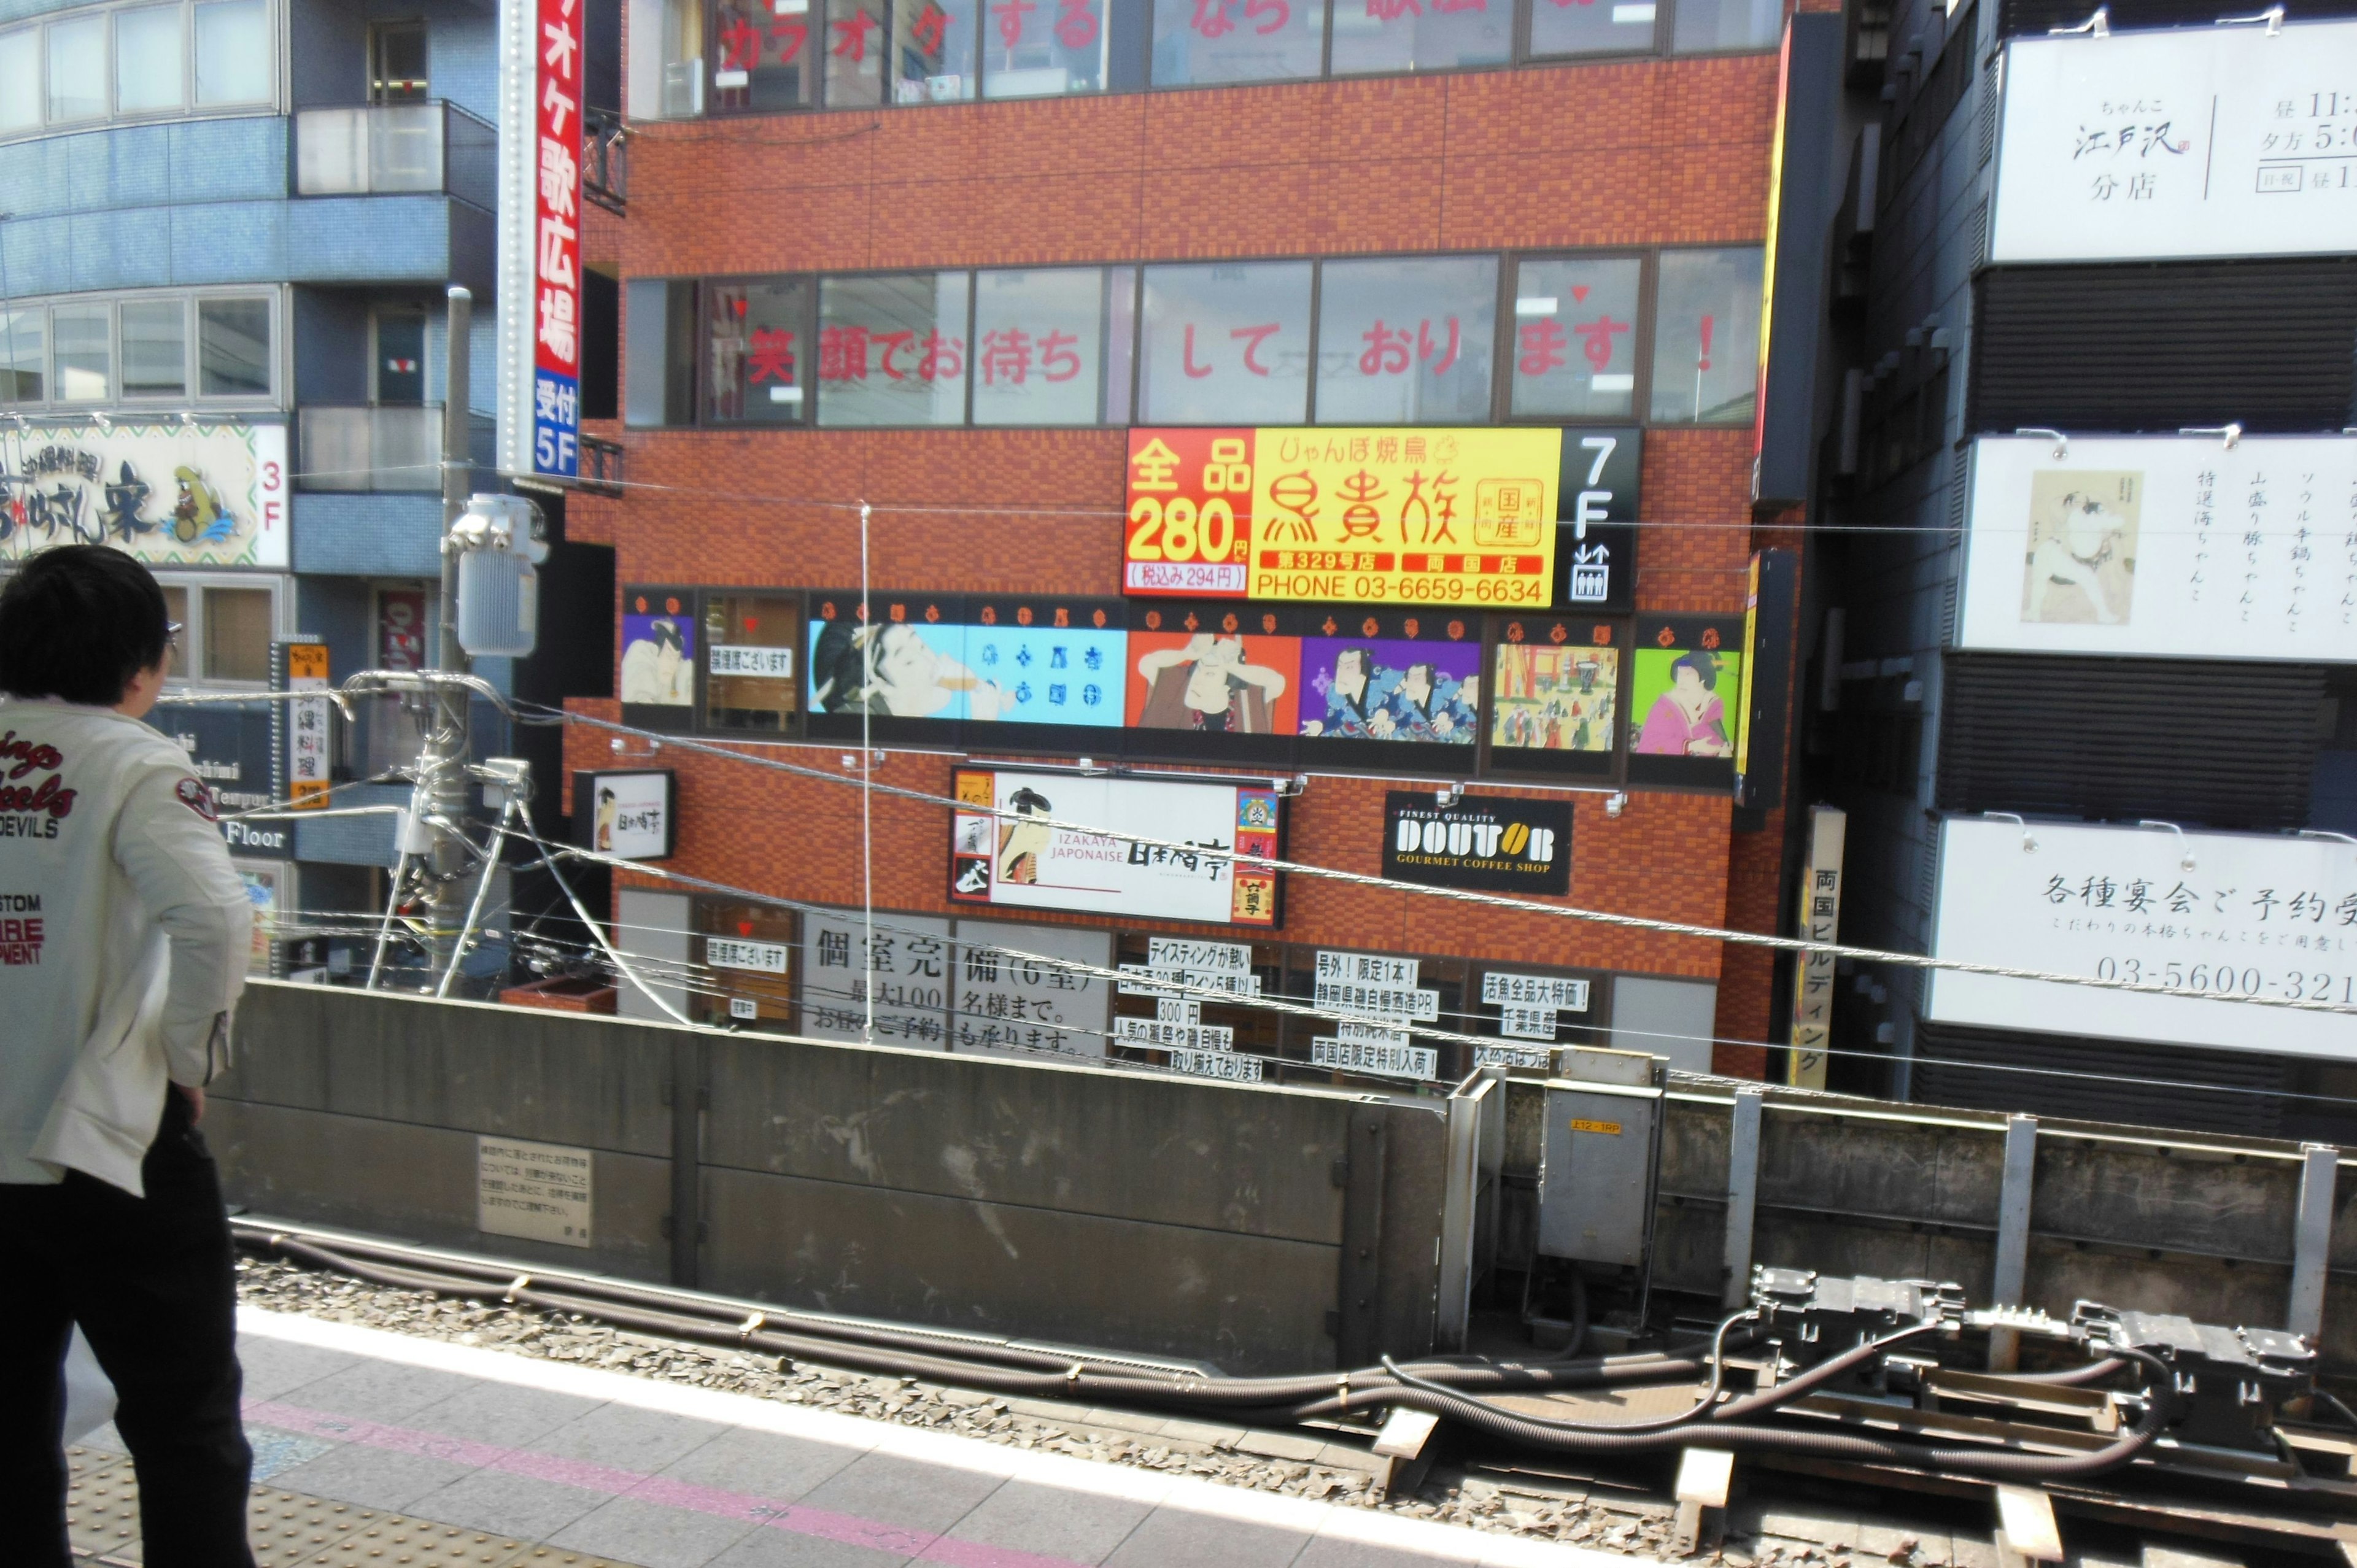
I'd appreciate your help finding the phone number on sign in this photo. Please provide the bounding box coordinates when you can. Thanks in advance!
[1250,573,1549,606]
[2092,957,2357,1003]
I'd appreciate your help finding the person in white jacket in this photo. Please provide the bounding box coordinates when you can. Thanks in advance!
[0,546,257,1567]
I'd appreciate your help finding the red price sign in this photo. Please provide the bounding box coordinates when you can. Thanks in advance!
[1123,428,1254,598]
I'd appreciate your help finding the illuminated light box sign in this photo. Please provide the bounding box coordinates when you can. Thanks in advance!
[1927,816,2357,1058]
[1382,790,1570,896]
[949,768,1283,927]
[0,420,288,569]
[571,770,678,860]
[1961,434,2357,662]
[1990,19,2357,263]
[1123,427,1562,606]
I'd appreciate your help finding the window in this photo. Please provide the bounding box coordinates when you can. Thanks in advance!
[120,298,186,396]
[1670,0,1779,52]
[895,0,977,100]
[368,19,427,102]
[47,13,106,121]
[0,29,37,133]
[1314,255,1496,424]
[157,574,284,686]
[115,4,185,113]
[713,0,814,112]
[816,272,970,426]
[1528,0,1657,56]
[192,0,268,103]
[1649,246,1763,425]
[0,310,42,404]
[701,592,804,733]
[1151,0,1326,85]
[627,279,700,427]
[371,309,426,404]
[1138,261,1310,425]
[198,297,271,396]
[628,0,706,118]
[1508,255,1642,419]
[825,0,888,106]
[972,268,1121,426]
[1330,0,1508,75]
[705,277,811,424]
[52,304,111,401]
[982,0,1110,98]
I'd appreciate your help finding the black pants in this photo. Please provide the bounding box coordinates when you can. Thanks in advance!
[0,1092,255,1568]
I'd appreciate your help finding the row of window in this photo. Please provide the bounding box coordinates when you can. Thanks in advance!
[0,290,278,406]
[0,0,274,137]
[621,585,1754,791]
[629,247,1766,431]
[629,0,1779,122]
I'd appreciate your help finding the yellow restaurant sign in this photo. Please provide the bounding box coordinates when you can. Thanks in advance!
[1123,427,1563,606]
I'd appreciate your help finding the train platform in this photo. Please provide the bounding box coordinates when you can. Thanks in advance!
[68,1307,1622,1568]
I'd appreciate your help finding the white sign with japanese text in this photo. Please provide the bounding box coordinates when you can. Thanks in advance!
[1991,20,2357,262]
[1961,435,2357,662]
[1169,1049,1263,1083]
[705,937,789,975]
[1314,950,1440,1022]
[800,910,951,1050]
[477,1136,593,1248]
[1927,817,2357,1057]
[582,770,674,859]
[1,420,288,568]
[950,919,1112,1059]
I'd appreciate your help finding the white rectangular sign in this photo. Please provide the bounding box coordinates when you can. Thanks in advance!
[477,1136,593,1248]
[1311,1035,1440,1081]
[1991,20,2357,262]
[584,770,676,859]
[1928,817,2357,1058]
[950,919,1113,1059]
[1482,972,1592,1011]
[1,420,288,568]
[708,644,796,678]
[706,936,789,975]
[1500,1006,1559,1041]
[1118,963,1262,998]
[1475,1043,1554,1069]
[950,769,1282,927]
[1170,1048,1262,1082]
[1961,434,2357,662]
[1116,1016,1237,1051]
[800,910,951,1049]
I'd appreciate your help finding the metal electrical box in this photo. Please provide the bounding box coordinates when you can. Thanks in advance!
[1535,1049,1663,1267]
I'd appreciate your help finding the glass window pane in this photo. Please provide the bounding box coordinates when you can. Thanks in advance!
[972,268,1107,426]
[203,587,273,682]
[1530,0,1656,56]
[1650,247,1763,425]
[824,0,887,105]
[1507,255,1641,419]
[1329,0,1507,75]
[983,0,1109,98]
[1671,0,1779,52]
[702,592,804,733]
[199,298,272,395]
[161,585,188,679]
[1102,265,1136,425]
[1151,0,1325,85]
[816,272,970,427]
[194,0,271,104]
[1138,261,1310,425]
[713,0,814,109]
[121,299,187,396]
[705,277,810,424]
[895,0,977,100]
[52,305,112,401]
[0,28,43,131]
[117,6,187,113]
[47,15,106,122]
[1314,255,1496,424]
[0,309,43,403]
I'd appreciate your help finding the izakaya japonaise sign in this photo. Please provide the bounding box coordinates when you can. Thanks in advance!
[950,768,1282,927]
[1960,434,2357,662]
[0,421,288,568]
[1927,816,2357,1058]
[1123,427,1562,606]
[1990,19,2357,263]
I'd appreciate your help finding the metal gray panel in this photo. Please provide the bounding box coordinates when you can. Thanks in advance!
[1538,1083,1659,1266]
[697,1165,1339,1376]
[206,1098,671,1283]
[616,889,693,1024]
[1336,1109,1387,1369]
[699,1033,1352,1245]
[2030,1140,2298,1262]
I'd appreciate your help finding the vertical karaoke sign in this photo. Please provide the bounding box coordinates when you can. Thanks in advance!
[499,0,583,479]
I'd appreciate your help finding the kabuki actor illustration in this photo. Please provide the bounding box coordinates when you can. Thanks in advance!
[621,598,696,707]
[0,422,287,568]
[1298,637,1479,743]
[2021,469,2140,625]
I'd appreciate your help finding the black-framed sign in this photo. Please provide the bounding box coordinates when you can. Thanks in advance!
[1555,426,1640,614]
[1627,612,1744,792]
[572,769,679,860]
[620,585,699,735]
[1382,791,1571,895]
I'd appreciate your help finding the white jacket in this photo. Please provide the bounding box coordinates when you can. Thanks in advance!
[0,698,251,1196]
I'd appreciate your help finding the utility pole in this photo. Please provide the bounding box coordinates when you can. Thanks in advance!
[422,284,476,983]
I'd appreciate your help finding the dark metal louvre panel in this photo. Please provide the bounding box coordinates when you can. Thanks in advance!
[1999,0,2357,35]
[1968,261,2357,434]
[1935,652,2320,828]
[1912,1018,2291,1136]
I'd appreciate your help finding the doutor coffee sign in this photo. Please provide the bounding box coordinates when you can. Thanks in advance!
[1382,791,1569,895]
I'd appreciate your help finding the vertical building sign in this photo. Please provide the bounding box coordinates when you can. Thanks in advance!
[1786,804,1844,1090]
[272,641,332,811]
[499,0,583,478]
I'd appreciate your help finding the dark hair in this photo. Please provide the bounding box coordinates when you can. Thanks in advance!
[0,545,171,705]
[1008,786,1053,816]
[1670,651,1719,690]
[644,618,685,655]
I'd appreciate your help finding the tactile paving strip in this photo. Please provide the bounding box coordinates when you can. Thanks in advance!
[64,1446,640,1568]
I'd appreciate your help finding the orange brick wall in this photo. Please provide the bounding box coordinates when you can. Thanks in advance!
[567,48,1796,1062]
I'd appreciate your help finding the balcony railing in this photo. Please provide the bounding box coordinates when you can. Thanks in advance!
[584,108,627,215]
[299,405,493,493]
[293,101,498,210]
